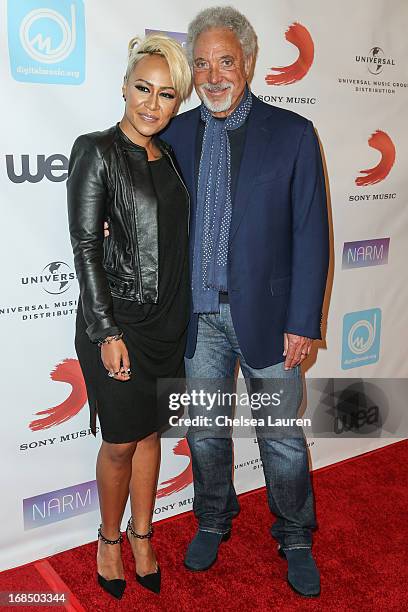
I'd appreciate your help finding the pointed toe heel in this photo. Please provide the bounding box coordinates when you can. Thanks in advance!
[136,565,161,594]
[127,517,161,594]
[97,525,126,599]
[97,573,126,599]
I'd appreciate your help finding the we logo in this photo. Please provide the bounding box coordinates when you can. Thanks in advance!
[6,154,68,183]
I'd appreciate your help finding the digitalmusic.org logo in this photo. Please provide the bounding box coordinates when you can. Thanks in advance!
[30,359,87,431]
[355,131,396,187]
[8,0,85,85]
[265,22,314,86]
[342,309,382,369]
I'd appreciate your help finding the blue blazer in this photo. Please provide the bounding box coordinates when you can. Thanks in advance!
[162,94,329,368]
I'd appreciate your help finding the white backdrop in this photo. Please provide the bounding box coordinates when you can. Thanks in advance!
[1,0,407,570]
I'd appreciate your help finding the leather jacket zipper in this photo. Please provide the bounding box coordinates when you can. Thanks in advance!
[119,145,144,300]
[162,149,191,236]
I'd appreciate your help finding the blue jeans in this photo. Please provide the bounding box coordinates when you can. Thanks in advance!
[185,303,316,550]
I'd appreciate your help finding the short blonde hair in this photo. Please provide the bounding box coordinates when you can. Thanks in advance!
[125,34,192,102]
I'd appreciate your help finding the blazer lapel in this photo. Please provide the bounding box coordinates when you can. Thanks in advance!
[181,109,199,210]
[229,95,273,242]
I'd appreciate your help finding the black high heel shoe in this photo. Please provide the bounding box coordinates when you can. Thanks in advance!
[127,517,161,594]
[97,525,126,599]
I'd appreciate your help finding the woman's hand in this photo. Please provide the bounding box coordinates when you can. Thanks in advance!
[100,339,131,381]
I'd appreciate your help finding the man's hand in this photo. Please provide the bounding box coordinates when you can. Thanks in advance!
[101,339,131,381]
[283,332,313,370]
[104,221,110,238]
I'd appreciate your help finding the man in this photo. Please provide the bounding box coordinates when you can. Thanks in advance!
[106,6,329,597]
[160,7,329,598]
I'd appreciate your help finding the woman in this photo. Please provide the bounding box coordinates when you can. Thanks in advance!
[67,34,192,599]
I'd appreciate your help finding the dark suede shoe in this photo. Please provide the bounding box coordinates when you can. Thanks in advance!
[184,529,231,571]
[279,547,320,597]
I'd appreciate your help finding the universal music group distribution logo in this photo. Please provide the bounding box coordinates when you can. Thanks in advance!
[7,0,85,85]
[0,260,78,324]
[338,44,407,95]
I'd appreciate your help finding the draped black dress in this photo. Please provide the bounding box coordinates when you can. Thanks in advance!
[75,155,190,443]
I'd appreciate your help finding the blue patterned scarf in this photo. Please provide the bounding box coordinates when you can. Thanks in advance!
[192,87,252,313]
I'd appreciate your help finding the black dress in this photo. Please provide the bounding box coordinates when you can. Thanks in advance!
[75,155,190,443]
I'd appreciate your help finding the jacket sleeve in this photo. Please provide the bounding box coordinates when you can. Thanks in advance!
[67,135,121,342]
[284,121,329,339]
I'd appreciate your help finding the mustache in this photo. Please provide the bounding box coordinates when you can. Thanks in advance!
[200,82,233,92]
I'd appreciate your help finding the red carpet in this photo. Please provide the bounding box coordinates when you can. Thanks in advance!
[1,440,407,611]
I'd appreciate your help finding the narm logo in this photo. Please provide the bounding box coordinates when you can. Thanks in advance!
[265,22,314,86]
[23,480,99,529]
[6,154,68,183]
[355,131,396,187]
[342,238,390,269]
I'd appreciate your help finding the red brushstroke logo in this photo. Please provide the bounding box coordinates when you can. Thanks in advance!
[355,130,396,187]
[156,438,192,498]
[265,22,314,85]
[30,359,87,431]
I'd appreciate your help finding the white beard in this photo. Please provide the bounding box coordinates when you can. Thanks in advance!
[199,86,233,113]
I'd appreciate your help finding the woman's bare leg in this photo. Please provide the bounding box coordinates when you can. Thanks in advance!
[96,440,137,579]
[128,432,161,576]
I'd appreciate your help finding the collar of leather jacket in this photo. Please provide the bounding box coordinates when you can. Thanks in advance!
[115,122,172,157]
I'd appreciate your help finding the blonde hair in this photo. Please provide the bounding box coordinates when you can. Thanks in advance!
[125,33,192,102]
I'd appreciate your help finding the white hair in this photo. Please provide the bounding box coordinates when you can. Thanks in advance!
[186,6,258,65]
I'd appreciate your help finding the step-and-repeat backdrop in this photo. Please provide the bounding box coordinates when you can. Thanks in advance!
[1,0,407,570]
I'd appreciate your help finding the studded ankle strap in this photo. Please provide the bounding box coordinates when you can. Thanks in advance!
[97,525,123,545]
[127,516,153,539]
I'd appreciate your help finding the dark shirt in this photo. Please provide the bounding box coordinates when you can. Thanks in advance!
[113,155,190,334]
[195,117,248,301]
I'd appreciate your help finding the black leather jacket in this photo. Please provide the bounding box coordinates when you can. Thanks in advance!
[67,124,189,343]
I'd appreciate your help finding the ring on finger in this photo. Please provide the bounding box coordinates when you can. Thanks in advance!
[108,370,121,378]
